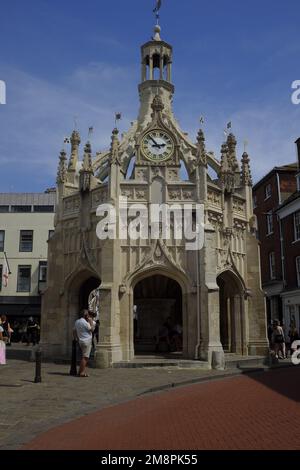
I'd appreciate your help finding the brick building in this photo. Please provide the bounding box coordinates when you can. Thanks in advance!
[253,162,298,324]
[276,139,300,331]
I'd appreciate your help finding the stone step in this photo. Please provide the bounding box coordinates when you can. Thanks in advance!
[6,345,35,361]
[225,355,268,370]
[113,358,209,369]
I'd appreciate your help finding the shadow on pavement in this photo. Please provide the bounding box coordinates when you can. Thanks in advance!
[241,366,300,402]
[47,372,73,377]
[0,384,23,388]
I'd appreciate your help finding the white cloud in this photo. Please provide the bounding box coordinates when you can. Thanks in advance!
[0,60,299,191]
[174,96,300,184]
[0,61,139,190]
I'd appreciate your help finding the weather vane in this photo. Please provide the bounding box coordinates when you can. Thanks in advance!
[88,127,94,139]
[153,0,162,24]
[115,112,122,127]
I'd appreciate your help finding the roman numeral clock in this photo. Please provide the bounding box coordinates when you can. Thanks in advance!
[135,95,180,170]
[141,130,174,163]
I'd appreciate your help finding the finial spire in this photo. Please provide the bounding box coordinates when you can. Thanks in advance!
[110,128,120,165]
[241,151,253,186]
[196,128,207,166]
[153,24,162,41]
[220,142,235,193]
[68,130,81,172]
[82,142,93,173]
[56,149,67,185]
[79,141,93,193]
[153,0,162,25]
[227,132,240,183]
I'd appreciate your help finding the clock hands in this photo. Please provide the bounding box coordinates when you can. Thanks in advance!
[149,135,160,148]
[149,135,166,149]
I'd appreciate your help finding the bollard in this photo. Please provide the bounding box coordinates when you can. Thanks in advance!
[34,349,42,383]
[70,339,78,376]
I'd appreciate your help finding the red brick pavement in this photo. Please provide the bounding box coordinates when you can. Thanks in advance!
[24,367,300,450]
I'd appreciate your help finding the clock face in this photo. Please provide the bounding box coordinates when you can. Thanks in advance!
[141,130,174,162]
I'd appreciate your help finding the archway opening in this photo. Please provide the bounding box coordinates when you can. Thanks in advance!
[133,274,183,356]
[79,277,101,312]
[217,271,244,354]
[67,273,101,352]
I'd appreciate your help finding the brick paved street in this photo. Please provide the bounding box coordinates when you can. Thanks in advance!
[22,366,300,451]
[0,359,242,450]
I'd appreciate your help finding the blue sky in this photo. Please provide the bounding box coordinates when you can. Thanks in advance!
[0,0,300,192]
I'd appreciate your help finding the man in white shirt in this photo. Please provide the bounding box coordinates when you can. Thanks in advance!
[73,310,95,377]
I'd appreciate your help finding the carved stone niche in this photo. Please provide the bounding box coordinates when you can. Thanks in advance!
[233,197,245,214]
[207,211,223,227]
[119,284,127,296]
[207,190,221,207]
[233,219,247,231]
[136,168,148,182]
[167,169,179,181]
[93,189,108,205]
[135,189,147,200]
[182,190,194,200]
[222,227,233,239]
[168,189,181,200]
[121,188,134,199]
[150,167,165,180]
[63,196,80,214]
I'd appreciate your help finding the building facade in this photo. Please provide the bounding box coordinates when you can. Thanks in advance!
[0,191,55,321]
[276,140,300,331]
[41,25,268,368]
[253,164,298,324]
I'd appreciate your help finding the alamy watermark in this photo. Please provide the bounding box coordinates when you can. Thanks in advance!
[291,80,300,105]
[0,80,6,104]
[95,197,205,251]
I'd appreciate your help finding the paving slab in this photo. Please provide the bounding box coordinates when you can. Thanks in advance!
[23,366,300,451]
[0,358,295,450]
[0,359,244,450]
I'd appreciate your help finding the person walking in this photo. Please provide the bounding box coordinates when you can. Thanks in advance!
[73,310,95,377]
[26,317,38,346]
[0,318,6,365]
[272,320,286,360]
[0,315,13,346]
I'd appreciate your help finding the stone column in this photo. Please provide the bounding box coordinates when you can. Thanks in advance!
[95,283,122,368]
[240,295,248,355]
[246,232,269,356]
[227,297,232,351]
[94,237,122,368]
[199,224,225,368]
[167,62,172,82]
[149,56,154,80]
[229,297,236,352]
[141,62,147,82]
[160,55,164,80]
[233,294,243,354]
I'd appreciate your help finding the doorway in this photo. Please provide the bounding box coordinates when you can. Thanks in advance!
[133,274,183,355]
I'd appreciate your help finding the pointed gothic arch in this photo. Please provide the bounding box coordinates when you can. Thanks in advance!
[128,264,192,357]
[217,269,247,355]
[64,268,101,348]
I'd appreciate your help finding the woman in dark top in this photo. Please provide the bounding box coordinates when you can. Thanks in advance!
[0,315,12,346]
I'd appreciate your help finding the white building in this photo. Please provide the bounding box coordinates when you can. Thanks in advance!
[0,191,55,321]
